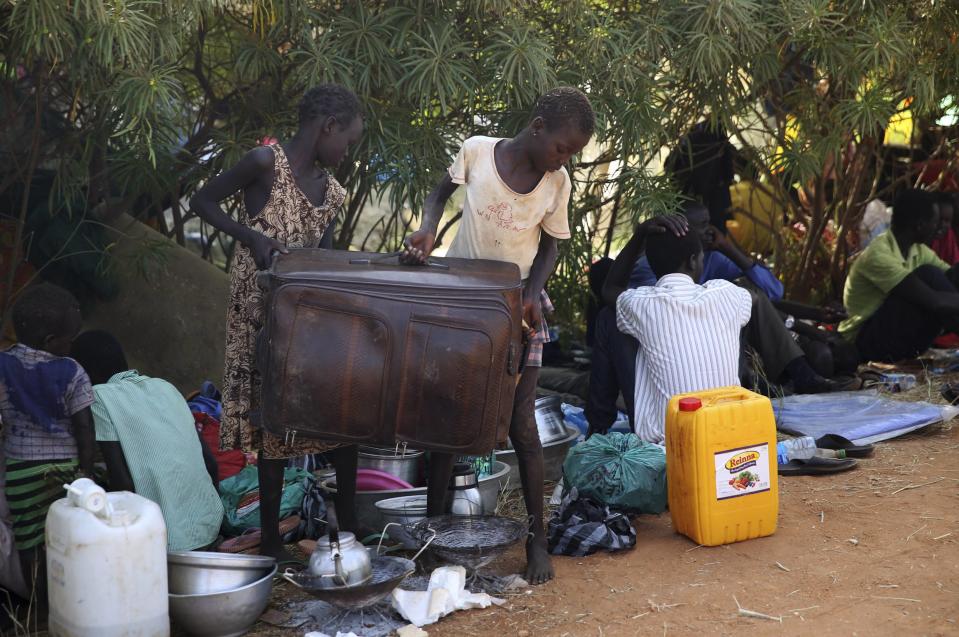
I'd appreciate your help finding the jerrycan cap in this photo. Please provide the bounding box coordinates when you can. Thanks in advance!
[678,397,702,412]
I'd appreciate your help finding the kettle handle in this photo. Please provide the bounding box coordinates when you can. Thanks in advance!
[326,500,350,586]
[325,500,340,548]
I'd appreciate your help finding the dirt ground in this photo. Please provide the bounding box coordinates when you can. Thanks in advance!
[252,421,959,637]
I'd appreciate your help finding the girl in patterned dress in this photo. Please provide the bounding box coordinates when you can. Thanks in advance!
[191,85,363,562]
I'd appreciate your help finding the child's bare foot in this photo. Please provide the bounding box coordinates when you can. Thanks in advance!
[524,537,554,585]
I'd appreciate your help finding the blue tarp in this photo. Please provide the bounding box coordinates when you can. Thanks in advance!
[773,391,958,445]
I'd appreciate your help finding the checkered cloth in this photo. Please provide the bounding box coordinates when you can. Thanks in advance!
[547,487,636,557]
[525,290,553,368]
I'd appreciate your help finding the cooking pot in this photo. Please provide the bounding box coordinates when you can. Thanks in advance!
[357,444,425,487]
[534,396,568,444]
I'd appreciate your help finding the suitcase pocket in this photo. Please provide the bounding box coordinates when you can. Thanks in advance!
[272,298,390,442]
[395,317,497,453]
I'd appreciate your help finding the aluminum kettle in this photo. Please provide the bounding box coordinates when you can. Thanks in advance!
[307,501,372,588]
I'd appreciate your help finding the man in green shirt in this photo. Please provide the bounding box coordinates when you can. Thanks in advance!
[70,331,224,551]
[840,189,959,362]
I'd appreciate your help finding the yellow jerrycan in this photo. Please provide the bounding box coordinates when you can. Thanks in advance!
[665,386,779,546]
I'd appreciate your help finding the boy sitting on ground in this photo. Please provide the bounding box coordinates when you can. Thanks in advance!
[0,283,96,596]
[70,330,223,552]
[602,212,751,444]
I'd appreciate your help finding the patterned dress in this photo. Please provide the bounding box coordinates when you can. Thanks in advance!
[220,144,345,459]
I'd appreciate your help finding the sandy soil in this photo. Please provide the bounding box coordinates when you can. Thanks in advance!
[251,422,959,637]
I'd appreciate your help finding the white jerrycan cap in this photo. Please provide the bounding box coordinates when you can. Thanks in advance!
[63,478,109,517]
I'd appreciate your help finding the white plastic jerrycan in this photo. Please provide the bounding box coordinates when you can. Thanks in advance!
[46,479,169,637]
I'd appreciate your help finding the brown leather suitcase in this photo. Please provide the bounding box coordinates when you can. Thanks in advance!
[256,248,523,455]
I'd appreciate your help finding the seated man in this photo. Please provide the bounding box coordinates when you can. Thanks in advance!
[586,203,848,437]
[602,212,751,443]
[841,189,959,362]
[70,331,224,551]
[929,192,959,265]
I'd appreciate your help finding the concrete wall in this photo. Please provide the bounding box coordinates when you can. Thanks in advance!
[83,213,229,394]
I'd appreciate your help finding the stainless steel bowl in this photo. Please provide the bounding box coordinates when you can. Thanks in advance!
[168,551,276,595]
[322,461,510,532]
[534,396,569,444]
[497,425,579,487]
[169,564,276,637]
[374,495,427,548]
[357,446,425,486]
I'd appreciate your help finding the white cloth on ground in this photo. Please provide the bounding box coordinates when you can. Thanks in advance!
[391,566,505,627]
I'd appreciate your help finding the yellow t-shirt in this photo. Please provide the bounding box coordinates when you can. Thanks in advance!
[444,136,571,278]
[839,229,948,340]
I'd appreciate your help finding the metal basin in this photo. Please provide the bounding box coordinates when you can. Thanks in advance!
[374,495,427,548]
[357,446,425,487]
[496,425,579,488]
[168,551,276,596]
[322,461,510,533]
[169,564,276,637]
[285,556,414,608]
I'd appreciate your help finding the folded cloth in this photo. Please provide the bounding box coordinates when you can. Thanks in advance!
[194,412,247,481]
[547,487,636,557]
[188,380,223,420]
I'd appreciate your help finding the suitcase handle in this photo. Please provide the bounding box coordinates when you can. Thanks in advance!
[349,250,450,270]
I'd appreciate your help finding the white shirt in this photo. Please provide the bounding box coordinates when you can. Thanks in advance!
[445,136,571,278]
[616,273,752,444]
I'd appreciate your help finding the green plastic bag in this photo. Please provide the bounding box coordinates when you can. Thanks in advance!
[219,465,313,536]
[562,432,667,513]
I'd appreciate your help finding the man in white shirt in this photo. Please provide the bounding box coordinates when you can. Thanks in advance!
[602,208,752,443]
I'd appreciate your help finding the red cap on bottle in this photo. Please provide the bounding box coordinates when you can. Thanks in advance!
[678,397,702,412]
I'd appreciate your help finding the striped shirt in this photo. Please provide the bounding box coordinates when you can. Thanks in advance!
[91,371,223,551]
[616,273,751,444]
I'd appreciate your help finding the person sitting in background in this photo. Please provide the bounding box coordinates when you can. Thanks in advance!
[587,203,853,438]
[70,330,223,551]
[929,192,959,265]
[841,188,959,363]
[602,212,751,444]
[0,284,96,597]
[629,204,784,301]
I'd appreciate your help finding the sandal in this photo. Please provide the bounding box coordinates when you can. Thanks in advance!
[217,528,261,554]
[217,515,302,553]
[814,434,874,458]
[778,456,858,476]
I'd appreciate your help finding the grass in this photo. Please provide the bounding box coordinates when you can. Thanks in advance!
[3,558,42,636]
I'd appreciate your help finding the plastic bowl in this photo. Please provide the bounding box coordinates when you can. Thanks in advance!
[168,551,276,595]
[169,565,276,637]
[356,468,414,491]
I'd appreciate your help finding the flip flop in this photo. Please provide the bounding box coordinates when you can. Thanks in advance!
[942,383,959,405]
[778,456,858,476]
[218,528,261,553]
[217,515,302,553]
[814,434,875,458]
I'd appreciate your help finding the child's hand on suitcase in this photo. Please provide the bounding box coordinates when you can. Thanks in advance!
[522,292,543,332]
[248,233,288,270]
[402,229,436,264]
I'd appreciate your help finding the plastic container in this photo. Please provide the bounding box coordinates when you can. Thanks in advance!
[47,485,169,636]
[880,373,917,393]
[666,386,779,546]
[776,436,817,464]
